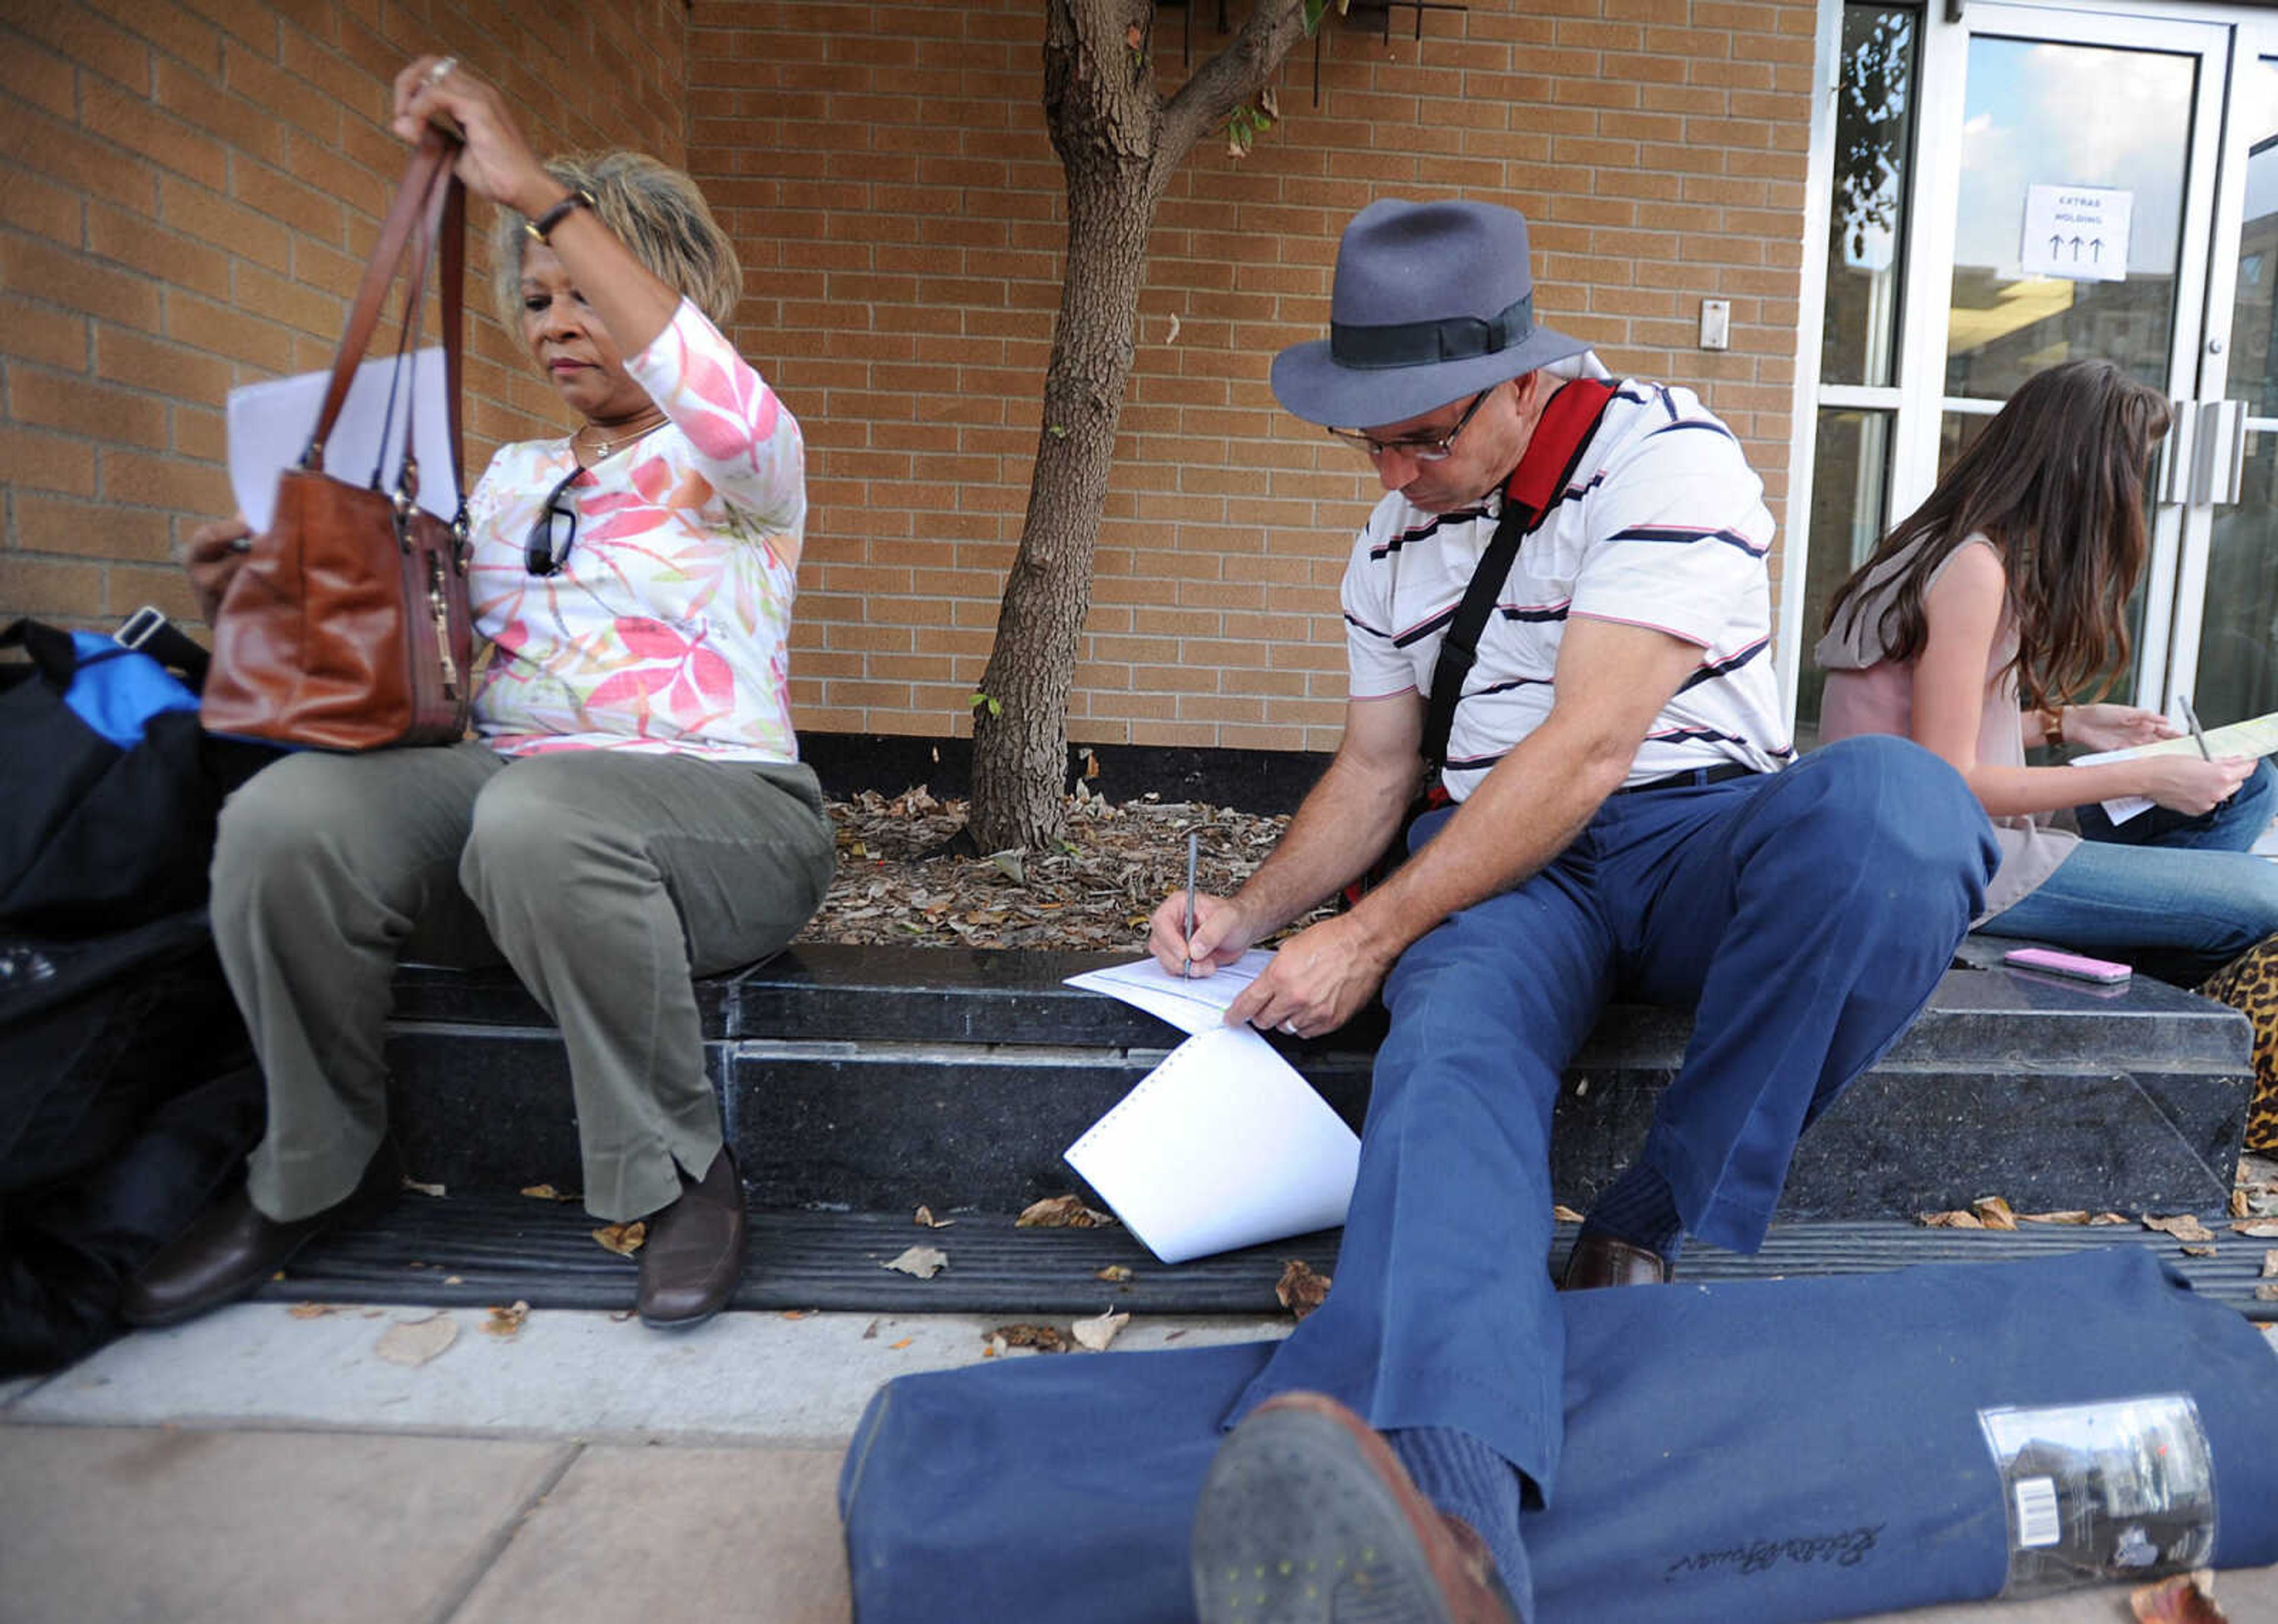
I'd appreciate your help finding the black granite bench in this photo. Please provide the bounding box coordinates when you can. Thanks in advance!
[248,942,2270,1322]
[382,942,2255,1221]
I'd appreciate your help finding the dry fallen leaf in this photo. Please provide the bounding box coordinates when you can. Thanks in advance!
[287,1303,336,1320]
[2257,1283,2278,1301]
[1276,1259,1332,1320]
[2131,1568,2227,1623]
[1016,1194,1116,1229]
[2182,1245,2217,1258]
[888,1336,914,1350]
[781,1308,809,1320]
[1096,1265,1134,1283]
[913,1205,955,1228]
[993,1322,1071,1354]
[2264,1249,2278,1278]
[521,1184,580,1202]
[481,1301,530,1339]
[2091,1212,2130,1225]
[1971,1195,2018,1230]
[2235,1220,2278,1238]
[592,1221,647,1257]
[607,1308,638,1323]
[861,1319,880,1340]
[375,1314,457,1367]
[2143,1214,2217,1243]
[1551,1205,1586,1223]
[443,1275,464,1286]
[1918,1209,1984,1229]
[2235,1189,2254,1219]
[400,1177,446,1198]
[882,1244,948,1279]
[1073,1308,1131,1352]
[2018,1210,2094,1225]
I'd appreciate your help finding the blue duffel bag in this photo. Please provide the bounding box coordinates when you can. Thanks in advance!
[839,1247,2278,1623]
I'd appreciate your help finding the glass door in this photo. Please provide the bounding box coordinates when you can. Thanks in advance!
[2169,21,2278,726]
[1897,1,2231,705]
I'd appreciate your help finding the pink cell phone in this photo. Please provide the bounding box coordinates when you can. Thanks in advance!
[2002,947,2131,985]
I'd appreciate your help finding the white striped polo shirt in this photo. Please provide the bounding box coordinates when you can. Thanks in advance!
[1340,378,1795,802]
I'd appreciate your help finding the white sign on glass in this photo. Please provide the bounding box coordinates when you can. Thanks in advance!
[2019,184,2133,282]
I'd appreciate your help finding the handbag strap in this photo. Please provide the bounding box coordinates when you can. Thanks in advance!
[1420,377,1619,773]
[303,126,466,522]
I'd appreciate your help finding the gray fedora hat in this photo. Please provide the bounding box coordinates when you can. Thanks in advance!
[1271,198,1590,428]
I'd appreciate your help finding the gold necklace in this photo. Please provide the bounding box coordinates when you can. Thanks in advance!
[577,415,667,459]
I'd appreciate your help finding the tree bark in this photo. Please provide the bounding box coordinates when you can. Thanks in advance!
[966,0,1316,852]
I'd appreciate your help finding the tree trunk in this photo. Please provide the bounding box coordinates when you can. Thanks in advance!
[967,0,1316,852]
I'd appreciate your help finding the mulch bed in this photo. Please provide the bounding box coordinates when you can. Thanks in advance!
[797,785,1330,953]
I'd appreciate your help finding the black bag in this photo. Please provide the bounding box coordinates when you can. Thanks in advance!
[0,910,262,1374]
[0,614,274,936]
[0,612,274,1373]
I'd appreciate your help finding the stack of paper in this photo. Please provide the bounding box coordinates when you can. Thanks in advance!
[1061,954,1361,1265]
[227,348,459,533]
[2071,710,2278,823]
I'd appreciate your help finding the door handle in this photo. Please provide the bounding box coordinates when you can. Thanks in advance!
[2202,398,2248,506]
[2158,397,2196,504]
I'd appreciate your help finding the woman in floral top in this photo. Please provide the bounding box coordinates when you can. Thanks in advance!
[133,59,833,1333]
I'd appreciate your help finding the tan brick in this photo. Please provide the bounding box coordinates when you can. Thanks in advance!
[8,5,150,91]
[0,555,107,619]
[158,175,292,272]
[16,491,174,560]
[9,365,170,448]
[0,295,90,372]
[94,327,232,401]
[0,424,98,497]
[80,74,230,189]
[101,447,231,514]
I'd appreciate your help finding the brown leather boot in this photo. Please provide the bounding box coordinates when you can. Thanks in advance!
[1192,1392,1522,1623]
[636,1147,746,1329]
[119,1140,405,1328]
[1557,1234,1671,1290]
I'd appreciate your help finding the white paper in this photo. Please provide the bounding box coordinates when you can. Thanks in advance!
[2070,709,2278,824]
[1063,949,1274,1036]
[227,347,459,534]
[2020,184,2133,283]
[1065,1023,1359,1265]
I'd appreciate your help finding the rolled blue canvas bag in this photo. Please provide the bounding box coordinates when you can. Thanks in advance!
[839,1247,2278,1623]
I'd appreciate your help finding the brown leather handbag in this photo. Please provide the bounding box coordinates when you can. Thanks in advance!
[201,128,476,750]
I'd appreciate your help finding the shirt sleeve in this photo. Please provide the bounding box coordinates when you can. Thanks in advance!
[1341,523,1417,700]
[620,298,806,538]
[1567,412,1773,651]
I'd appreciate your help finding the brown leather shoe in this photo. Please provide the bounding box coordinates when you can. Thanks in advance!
[1192,1392,1520,1623]
[636,1147,746,1329]
[119,1140,405,1328]
[1558,1233,1671,1291]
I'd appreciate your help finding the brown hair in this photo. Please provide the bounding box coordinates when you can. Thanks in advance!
[1821,358,2171,709]
[490,151,743,332]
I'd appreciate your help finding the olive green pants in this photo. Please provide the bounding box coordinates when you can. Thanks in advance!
[211,742,835,1222]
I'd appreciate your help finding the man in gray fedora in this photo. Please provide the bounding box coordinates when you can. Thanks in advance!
[1150,199,1996,1620]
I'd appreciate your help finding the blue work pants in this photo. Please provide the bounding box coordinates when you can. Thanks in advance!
[1225,735,1999,1498]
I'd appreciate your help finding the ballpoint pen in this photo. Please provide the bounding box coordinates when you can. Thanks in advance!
[1182,831,1198,977]
[2178,693,2212,761]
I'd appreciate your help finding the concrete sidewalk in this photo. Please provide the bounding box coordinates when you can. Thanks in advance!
[2,1304,2273,1624]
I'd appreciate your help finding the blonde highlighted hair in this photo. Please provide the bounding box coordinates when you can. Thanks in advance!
[490,151,743,331]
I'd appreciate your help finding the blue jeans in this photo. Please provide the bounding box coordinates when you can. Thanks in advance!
[1978,760,2278,981]
[1223,736,1998,1499]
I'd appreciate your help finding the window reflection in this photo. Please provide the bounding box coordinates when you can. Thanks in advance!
[1946,36,2195,401]
[2197,58,2278,727]
[1798,409,1895,740]
[1824,6,1918,389]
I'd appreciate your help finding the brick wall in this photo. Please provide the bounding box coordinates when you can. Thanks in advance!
[2,0,1813,756]
[695,0,1814,753]
[0,0,686,629]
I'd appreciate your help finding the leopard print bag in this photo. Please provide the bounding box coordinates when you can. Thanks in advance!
[2197,932,2278,1154]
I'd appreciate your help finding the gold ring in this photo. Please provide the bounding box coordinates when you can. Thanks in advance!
[425,56,457,87]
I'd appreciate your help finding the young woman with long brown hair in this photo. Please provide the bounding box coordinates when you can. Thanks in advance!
[1815,357,2278,982]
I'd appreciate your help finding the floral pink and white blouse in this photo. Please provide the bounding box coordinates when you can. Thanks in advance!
[465,298,805,762]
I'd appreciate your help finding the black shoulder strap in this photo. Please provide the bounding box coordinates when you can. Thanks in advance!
[1420,377,1618,772]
